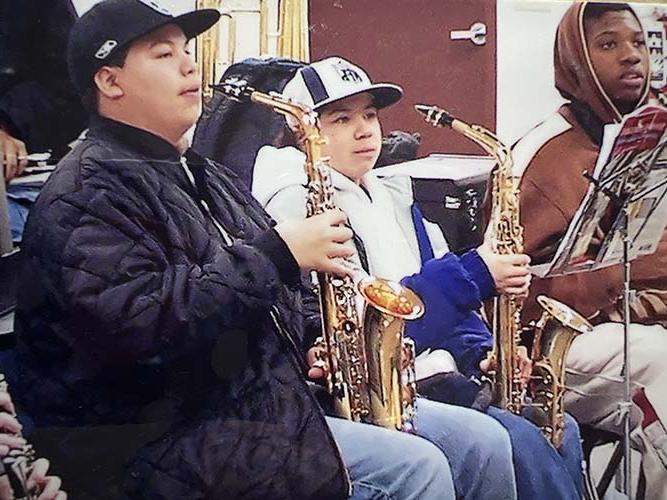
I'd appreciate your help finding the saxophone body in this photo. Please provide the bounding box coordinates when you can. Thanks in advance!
[415,104,587,445]
[415,104,524,413]
[528,296,592,446]
[218,79,423,431]
[487,134,525,414]
[0,374,36,500]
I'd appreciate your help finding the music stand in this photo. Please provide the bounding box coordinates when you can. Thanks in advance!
[576,137,667,496]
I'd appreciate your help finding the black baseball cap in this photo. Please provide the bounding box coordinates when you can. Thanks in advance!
[67,0,220,94]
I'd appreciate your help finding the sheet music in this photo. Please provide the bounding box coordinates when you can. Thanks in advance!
[531,104,667,278]
[598,145,667,264]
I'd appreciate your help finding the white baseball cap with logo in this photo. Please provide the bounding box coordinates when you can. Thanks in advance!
[282,57,403,112]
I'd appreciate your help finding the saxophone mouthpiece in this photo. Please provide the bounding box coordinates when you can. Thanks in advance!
[414,104,455,128]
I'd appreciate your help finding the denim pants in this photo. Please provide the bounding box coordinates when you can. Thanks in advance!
[6,183,40,243]
[327,398,517,500]
[488,407,583,500]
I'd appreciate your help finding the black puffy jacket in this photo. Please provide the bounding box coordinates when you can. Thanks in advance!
[14,115,349,499]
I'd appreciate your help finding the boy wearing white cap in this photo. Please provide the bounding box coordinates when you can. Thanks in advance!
[252,56,584,500]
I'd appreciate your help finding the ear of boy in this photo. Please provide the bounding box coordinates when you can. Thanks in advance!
[94,67,124,99]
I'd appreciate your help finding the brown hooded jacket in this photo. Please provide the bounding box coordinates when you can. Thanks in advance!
[513,1,666,323]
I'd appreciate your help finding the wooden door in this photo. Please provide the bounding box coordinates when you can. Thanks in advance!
[308,0,496,155]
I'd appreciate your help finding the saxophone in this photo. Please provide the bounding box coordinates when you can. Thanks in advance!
[415,104,590,446]
[0,374,37,500]
[218,78,424,431]
[529,296,592,446]
[415,104,525,413]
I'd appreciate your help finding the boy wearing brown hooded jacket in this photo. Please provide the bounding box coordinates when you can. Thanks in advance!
[513,2,667,497]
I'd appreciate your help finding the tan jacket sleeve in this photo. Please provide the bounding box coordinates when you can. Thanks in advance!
[518,147,623,321]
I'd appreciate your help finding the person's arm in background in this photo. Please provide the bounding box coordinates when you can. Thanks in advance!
[401,252,494,377]
[0,392,67,500]
[0,0,86,182]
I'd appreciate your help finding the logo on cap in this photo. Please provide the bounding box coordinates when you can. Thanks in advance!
[95,40,118,59]
[332,60,363,84]
[339,68,362,83]
[137,0,172,15]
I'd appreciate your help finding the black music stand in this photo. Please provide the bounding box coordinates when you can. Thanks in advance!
[565,137,667,496]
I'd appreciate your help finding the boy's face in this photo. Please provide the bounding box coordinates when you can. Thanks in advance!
[106,24,202,142]
[585,10,649,114]
[318,92,382,183]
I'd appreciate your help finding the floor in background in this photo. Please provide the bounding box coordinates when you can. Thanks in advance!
[589,443,643,499]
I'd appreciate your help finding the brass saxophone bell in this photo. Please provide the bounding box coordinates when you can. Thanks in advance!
[358,277,424,320]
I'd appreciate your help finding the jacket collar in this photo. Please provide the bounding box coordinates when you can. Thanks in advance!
[565,100,605,146]
[88,114,183,161]
[87,114,216,205]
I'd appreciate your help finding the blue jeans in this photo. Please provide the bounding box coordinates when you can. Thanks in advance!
[487,407,583,500]
[6,183,40,242]
[413,398,517,500]
[326,415,455,499]
[328,398,517,500]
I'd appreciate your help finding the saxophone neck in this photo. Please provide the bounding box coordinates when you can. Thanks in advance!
[214,78,324,143]
[248,91,319,132]
[461,124,510,168]
[415,103,510,164]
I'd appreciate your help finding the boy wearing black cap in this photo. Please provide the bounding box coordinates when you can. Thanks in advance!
[13,1,456,499]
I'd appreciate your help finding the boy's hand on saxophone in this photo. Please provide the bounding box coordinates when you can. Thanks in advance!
[306,337,337,380]
[0,392,24,457]
[2,380,68,500]
[25,458,67,500]
[1,395,67,500]
[275,209,355,277]
[479,346,533,389]
[0,128,28,182]
[515,346,533,389]
[477,238,532,299]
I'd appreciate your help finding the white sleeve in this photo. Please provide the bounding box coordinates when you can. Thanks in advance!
[263,184,309,223]
[424,219,450,258]
[252,145,309,222]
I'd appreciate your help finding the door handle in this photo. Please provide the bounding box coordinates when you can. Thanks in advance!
[450,22,487,46]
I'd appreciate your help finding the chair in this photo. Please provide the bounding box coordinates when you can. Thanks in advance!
[0,248,21,382]
[580,424,646,500]
[0,177,13,254]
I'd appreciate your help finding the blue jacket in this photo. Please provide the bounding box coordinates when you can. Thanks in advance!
[401,208,495,378]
